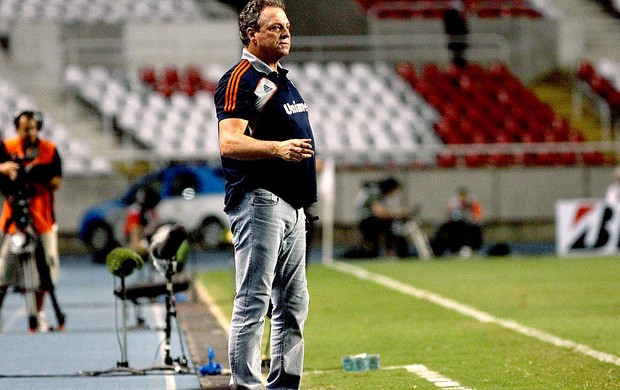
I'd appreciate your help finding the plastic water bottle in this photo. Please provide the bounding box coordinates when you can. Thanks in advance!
[341,353,380,372]
[353,354,369,371]
[198,347,222,376]
[341,355,355,372]
[367,354,380,370]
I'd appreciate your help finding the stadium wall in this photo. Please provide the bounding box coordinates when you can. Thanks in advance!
[56,166,614,245]
[123,21,240,77]
[10,20,241,89]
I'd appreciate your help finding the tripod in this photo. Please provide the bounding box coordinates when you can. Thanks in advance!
[0,190,66,333]
[83,232,192,377]
[80,246,148,376]
[145,255,189,372]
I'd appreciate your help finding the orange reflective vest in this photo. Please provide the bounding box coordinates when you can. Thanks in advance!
[0,136,61,234]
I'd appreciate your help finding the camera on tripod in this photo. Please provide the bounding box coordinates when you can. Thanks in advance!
[3,151,39,233]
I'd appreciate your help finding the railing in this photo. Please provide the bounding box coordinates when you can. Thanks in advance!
[573,79,617,142]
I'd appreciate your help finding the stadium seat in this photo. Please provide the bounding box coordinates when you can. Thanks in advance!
[399,61,598,167]
[0,72,109,175]
[576,61,595,81]
[139,66,157,86]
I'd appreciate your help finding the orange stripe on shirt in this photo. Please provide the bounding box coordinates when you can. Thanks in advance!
[224,60,251,112]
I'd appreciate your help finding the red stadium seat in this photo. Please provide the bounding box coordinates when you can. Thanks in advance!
[396,61,417,85]
[557,152,578,166]
[434,120,453,139]
[179,81,196,97]
[155,82,174,98]
[437,151,458,167]
[139,66,157,86]
[576,61,595,81]
[469,130,488,144]
[464,153,487,167]
[535,150,557,166]
[489,62,511,79]
[422,63,442,81]
[582,150,605,166]
[607,91,620,111]
[488,153,515,167]
[184,66,203,87]
[162,67,179,86]
[590,75,613,97]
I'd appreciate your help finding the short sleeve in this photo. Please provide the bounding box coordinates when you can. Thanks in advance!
[214,63,256,122]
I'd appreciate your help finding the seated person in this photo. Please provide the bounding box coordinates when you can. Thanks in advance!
[124,186,160,259]
[431,186,483,257]
[345,177,410,258]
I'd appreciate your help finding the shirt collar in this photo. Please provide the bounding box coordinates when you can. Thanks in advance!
[241,49,288,77]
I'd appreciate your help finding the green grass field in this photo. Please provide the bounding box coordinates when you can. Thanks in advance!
[198,254,620,389]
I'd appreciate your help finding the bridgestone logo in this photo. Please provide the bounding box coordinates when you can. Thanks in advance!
[283,101,308,115]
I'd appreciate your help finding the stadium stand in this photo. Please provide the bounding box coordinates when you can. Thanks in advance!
[397,60,613,167]
[67,61,442,166]
[0,75,111,175]
[68,57,616,169]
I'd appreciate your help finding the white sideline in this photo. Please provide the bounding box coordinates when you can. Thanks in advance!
[328,261,620,367]
[402,364,474,390]
[195,279,231,334]
[307,364,473,389]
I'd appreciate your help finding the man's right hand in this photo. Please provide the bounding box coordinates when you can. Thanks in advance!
[276,138,314,162]
[0,161,19,181]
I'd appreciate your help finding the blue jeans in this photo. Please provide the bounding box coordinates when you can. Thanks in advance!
[227,189,309,390]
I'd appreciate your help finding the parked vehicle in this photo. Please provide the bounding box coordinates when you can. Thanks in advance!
[78,164,230,263]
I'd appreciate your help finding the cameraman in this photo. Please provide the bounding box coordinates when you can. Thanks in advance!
[0,111,62,332]
[345,177,411,258]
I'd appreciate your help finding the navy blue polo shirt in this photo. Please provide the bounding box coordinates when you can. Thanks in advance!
[215,50,317,211]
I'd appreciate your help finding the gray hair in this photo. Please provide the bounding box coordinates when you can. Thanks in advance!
[238,0,285,47]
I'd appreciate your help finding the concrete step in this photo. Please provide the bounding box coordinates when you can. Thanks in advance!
[33,90,125,154]
[0,50,135,158]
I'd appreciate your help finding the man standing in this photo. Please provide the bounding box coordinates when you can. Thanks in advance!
[0,111,62,332]
[214,1,317,388]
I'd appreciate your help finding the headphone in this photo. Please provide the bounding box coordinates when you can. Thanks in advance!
[14,110,43,130]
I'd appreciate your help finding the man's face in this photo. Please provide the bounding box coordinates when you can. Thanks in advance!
[16,116,39,147]
[252,6,291,63]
